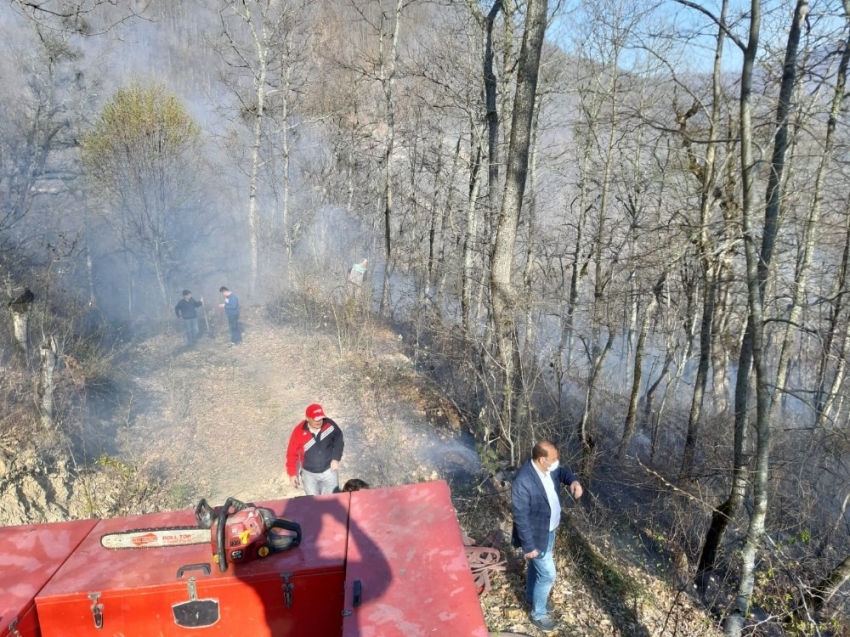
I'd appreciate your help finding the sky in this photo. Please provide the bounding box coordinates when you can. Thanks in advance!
[547,0,842,76]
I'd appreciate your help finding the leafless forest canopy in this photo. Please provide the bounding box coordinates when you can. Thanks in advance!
[3,0,850,633]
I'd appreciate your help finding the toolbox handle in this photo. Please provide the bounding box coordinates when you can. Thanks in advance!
[176,563,211,579]
[353,580,363,607]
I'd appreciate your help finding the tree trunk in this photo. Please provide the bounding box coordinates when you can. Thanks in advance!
[489,0,548,451]
[579,329,614,486]
[433,137,461,302]
[697,314,752,586]
[680,269,716,481]
[153,252,169,313]
[812,2,850,429]
[37,335,59,428]
[641,343,673,434]
[462,129,483,334]
[617,298,657,463]
[244,3,268,297]
[10,303,31,359]
[764,0,810,425]
[521,92,541,361]
[423,134,445,304]
[618,291,657,462]
[815,206,850,425]
[822,318,850,426]
[580,60,620,483]
[484,0,503,215]
[281,59,293,271]
[652,288,698,462]
[679,0,727,481]
[379,0,404,316]
[814,196,850,424]
[724,0,769,632]
[561,141,592,380]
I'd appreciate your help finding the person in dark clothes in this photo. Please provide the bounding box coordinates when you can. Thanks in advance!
[218,286,241,345]
[285,403,344,496]
[511,440,583,632]
[342,478,370,492]
[175,290,203,347]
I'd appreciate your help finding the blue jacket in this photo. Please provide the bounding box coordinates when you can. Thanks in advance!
[511,459,579,554]
[223,293,239,317]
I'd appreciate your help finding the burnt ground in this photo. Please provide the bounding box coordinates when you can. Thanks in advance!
[96,305,722,636]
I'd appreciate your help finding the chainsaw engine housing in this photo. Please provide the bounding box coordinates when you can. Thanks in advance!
[210,507,272,564]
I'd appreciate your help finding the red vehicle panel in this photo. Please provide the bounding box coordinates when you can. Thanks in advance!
[341,481,489,637]
[0,519,97,637]
[35,494,350,637]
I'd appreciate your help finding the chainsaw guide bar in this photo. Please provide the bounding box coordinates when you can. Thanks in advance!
[100,527,210,549]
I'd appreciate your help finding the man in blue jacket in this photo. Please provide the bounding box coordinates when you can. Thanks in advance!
[218,286,241,345]
[511,440,583,632]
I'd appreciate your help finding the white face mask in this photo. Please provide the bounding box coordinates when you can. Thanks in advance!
[547,460,559,472]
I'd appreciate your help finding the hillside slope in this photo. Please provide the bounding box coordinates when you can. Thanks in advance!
[3,305,722,636]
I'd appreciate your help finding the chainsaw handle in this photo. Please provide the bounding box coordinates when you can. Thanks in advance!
[228,498,248,512]
[195,499,213,529]
[267,518,302,552]
[197,497,248,530]
[177,563,211,579]
[216,498,233,573]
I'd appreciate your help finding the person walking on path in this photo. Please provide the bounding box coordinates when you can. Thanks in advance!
[218,286,241,345]
[175,290,204,348]
[285,403,344,496]
[511,440,583,632]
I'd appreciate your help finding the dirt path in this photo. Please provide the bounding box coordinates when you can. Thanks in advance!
[114,308,476,507]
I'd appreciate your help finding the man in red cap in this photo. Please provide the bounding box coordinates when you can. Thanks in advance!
[285,403,345,495]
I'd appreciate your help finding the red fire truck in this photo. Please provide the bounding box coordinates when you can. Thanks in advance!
[0,481,489,636]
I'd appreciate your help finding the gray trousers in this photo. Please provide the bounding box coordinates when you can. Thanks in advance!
[183,317,199,346]
[301,467,339,495]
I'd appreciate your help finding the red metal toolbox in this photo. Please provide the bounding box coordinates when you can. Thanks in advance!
[341,481,489,636]
[0,519,97,637]
[35,494,350,637]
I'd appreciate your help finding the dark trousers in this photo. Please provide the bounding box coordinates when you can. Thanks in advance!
[227,313,241,343]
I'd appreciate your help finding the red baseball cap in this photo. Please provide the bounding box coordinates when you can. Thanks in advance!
[305,403,326,420]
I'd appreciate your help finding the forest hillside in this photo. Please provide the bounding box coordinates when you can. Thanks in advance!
[2,0,850,634]
[2,299,723,636]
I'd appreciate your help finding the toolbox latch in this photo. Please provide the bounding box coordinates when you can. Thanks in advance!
[88,593,104,630]
[280,572,295,609]
[8,617,22,637]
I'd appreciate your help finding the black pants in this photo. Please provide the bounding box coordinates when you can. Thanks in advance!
[227,313,241,343]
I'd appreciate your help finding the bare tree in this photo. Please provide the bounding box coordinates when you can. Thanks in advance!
[376,0,406,314]
[677,0,731,480]
[693,0,811,601]
[723,0,767,631]
[216,0,279,296]
[489,0,547,454]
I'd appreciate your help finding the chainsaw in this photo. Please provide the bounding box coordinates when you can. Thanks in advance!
[100,497,302,573]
